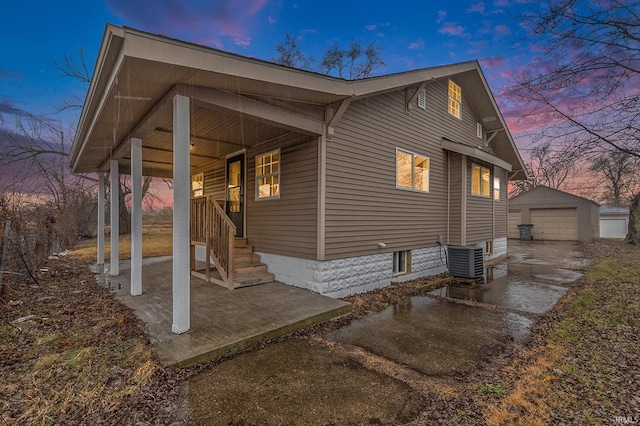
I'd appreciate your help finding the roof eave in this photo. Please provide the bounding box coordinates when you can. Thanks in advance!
[69,24,125,173]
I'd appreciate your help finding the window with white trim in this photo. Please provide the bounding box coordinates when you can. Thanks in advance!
[191,173,204,198]
[396,149,429,192]
[471,164,491,197]
[393,250,409,276]
[256,150,280,199]
[477,122,483,139]
[493,177,500,201]
[448,80,461,119]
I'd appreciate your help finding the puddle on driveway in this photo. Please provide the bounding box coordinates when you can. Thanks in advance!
[327,296,532,376]
[430,273,569,315]
[327,250,578,377]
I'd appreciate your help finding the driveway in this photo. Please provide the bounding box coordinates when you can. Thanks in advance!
[184,240,587,425]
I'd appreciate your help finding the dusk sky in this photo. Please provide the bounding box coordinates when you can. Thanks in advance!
[1,0,546,146]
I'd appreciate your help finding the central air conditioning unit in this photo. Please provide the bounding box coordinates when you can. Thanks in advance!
[447,245,484,279]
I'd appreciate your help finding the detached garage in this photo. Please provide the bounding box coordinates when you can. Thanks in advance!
[599,205,629,239]
[509,186,600,242]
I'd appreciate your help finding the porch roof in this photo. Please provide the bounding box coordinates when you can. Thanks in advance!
[70,24,526,179]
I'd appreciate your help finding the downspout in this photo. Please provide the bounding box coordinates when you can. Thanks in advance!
[461,155,467,246]
[492,173,496,245]
[447,150,450,244]
[317,132,327,261]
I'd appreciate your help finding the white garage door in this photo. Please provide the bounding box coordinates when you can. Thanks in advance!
[508,211,522,239]
[530,208,578,241]
[600,218,627,239]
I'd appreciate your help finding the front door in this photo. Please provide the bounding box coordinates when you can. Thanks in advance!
[226,154,245,236]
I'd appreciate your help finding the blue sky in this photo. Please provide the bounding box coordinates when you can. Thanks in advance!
[0,0,541,140]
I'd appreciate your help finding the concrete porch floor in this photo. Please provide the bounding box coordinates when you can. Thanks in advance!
[98,258,351,367]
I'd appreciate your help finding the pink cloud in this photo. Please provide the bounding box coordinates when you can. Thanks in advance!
[500,69,516,79]
[105,0,268,48]
[480,55,506,69]
[408,39,425,50]
[439,22,467,37]
[437,10,447,24]
[468,2,487,14]
[494,24,512,38]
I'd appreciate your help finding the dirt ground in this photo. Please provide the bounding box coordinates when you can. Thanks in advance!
[1,240,639,425]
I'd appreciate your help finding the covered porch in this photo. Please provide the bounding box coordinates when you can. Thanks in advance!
[71,25,339,335]
[100,257,351,367]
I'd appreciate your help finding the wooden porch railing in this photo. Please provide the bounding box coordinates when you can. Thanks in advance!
[190,196,236,288]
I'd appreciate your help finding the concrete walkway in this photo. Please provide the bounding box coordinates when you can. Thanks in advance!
[98,259,351,367]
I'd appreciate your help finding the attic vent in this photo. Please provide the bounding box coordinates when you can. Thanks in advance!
[447,246,484,279]
[417,89,426,110]
[477,122,483,139]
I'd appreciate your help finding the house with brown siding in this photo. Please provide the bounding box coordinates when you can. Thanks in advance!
[70,25,526,333]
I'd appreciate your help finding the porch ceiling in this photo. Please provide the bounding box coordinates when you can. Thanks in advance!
[73,55,327,178]
[70,26,345,178]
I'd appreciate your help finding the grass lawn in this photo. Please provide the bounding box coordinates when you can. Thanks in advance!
[2,240,639,424]
[71,224,173,263]
[484,240,640,425]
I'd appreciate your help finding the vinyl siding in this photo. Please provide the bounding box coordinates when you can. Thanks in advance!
[493,167,508,238]
[466,160,495,244]
[448,153,463,245]
[247,135,318,259]
[324,79,480,260]
[199,159,226,201]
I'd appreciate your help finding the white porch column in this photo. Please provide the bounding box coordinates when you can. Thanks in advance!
[172,94,190,334]
[109,159,120,276]
[131,138,143,296]
[96,173,105,273]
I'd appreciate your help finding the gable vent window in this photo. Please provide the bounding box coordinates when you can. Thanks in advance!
[417,89,426,110]
[477,122,483,139]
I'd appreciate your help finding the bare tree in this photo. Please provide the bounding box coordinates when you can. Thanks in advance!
[589,150,640,205]
[319,40,385,79]
[506,0,640,159]
[626,193,640,244]
[52,47,92,113]
[273,33,313,70]
[506,0,640,241]
[1,49,163,236]
[509,140,580,197]
[0,112,97,278]
[273,34,385,79]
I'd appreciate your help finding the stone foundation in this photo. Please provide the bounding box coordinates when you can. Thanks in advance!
[258,238,507,298]
[258,245,447,298]
[486,237,508,261]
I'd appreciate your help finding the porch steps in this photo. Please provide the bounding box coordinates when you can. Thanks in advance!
[231,239,274,288]
[192,238,275,289]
